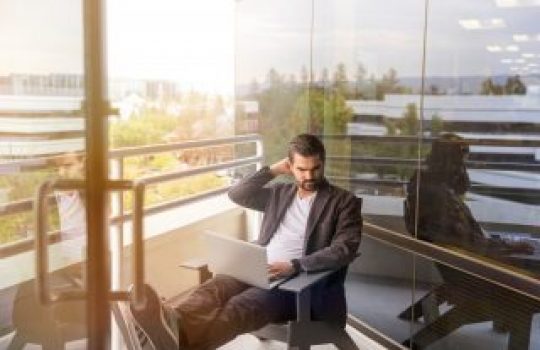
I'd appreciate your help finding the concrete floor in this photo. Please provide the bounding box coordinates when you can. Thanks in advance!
[345,273,540,350]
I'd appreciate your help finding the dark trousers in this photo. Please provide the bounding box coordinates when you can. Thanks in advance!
[175,274,296,350]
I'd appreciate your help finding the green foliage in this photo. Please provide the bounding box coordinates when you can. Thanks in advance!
[430,115,444,136]
[480,75,526,95]
[1,91,230,246]
[0,170,56,202]
[254,65,356,165]
[0,169,60,243]
[375,68,412,100]
[0,212,33,244]
[110,110,178,148]
[290,88,353,135]
[256,69,304,163]
[0,208,59,245]
[352,103,431,181]
[123,173,227,211]
[332,63,348,95]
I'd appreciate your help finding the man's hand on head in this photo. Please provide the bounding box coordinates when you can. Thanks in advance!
[269,158,292,177]
[267,261,295,280]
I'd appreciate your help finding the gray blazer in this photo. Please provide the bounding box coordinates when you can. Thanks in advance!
[228,166,362,325]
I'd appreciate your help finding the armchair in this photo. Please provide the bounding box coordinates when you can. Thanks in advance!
[179,261,359,350]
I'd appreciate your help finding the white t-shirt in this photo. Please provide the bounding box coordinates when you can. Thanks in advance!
[266,192,316,264]
[55,191,86,262]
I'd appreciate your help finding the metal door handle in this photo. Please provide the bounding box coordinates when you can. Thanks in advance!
[35,179,86,303]
[34,179,146,306]
[129,181,146,308]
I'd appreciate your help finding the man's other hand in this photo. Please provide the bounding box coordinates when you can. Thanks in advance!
[268,261,295,280]
[269,158,292,176]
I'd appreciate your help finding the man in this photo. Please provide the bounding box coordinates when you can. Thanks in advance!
[404,133,532,257]
[131,134,362,349]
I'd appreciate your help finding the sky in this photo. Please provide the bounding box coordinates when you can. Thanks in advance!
[236,0,540,84]
[1,0,540,94]
[0,0,235,94]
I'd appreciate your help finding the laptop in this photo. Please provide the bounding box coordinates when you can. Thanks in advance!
[203,230,292,289]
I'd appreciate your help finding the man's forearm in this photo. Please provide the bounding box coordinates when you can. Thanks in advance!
[227,166,274,212]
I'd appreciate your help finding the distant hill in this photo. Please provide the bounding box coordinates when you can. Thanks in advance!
[236,74,540,98]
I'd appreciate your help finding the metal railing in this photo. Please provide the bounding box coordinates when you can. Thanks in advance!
[1,133,539,301]
[324,134,540,199]
[0,134,263,258]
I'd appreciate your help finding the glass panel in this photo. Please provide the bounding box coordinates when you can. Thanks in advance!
[408,255,540,350]
[419,0,540,274]
[313,0,426,234]
[406,0,540,349]
[0,0,88,348]
[313,0,426,343]
[106,1,239,347]
[106,0,238,232]
[235,0,313,164]
[346,241,426,343]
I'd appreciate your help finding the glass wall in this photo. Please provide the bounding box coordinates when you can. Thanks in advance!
[235,0,540,349]
[0,0,88,347]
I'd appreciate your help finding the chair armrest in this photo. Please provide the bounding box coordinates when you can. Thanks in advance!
[278,270,334,293]
[179,258,212,284]
[179,258,208,270]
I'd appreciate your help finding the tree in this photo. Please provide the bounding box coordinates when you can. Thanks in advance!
[249,78,259,98]
[480,78,496,95]
[256,68,303,162]
[290,88,353,136]
[332,63,349,95]
[397,103,419,136]
[354,63,367,98]
[480,76,525,95]
[255,67,354,164]
[266,68,282,88]
[505,75,526,95]
[430,115,444,136]
[109,110,178,148]
[375,68,405,100]
[300,65,309,86]
[319,68,330,87]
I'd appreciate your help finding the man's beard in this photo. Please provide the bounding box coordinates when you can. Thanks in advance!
[297,179,321,192]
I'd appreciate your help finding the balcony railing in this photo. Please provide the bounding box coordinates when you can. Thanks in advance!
[0,134,263,258]
[1,133,539,301]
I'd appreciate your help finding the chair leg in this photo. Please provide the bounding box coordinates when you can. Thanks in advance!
[398,285,446,322]
[420,292,441,325]
[403,305,489,349]
[398,298,425,321]
[508,313,532,350]
[333,328,358,350]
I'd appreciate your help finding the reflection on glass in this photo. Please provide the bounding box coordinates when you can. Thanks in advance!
[0,0,88,347]
[235,0,313,164]
[405,133,534,261]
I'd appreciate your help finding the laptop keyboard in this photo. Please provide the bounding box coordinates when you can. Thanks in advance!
[489,231,540,252]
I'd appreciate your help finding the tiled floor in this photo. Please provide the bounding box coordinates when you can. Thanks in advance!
[218,325,387,350]
[0,325,386,350]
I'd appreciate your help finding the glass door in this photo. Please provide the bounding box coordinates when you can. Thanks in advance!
[0,0,114,348]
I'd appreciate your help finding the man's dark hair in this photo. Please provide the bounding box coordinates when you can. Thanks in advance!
[425,132,470,194]
[288,134,326,163]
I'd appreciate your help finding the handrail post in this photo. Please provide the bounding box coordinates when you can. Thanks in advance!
[109,157,124,292]
[35,181,53,304]
[130,181,146,309]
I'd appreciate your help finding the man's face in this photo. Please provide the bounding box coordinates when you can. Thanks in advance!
[290,153,324,193]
